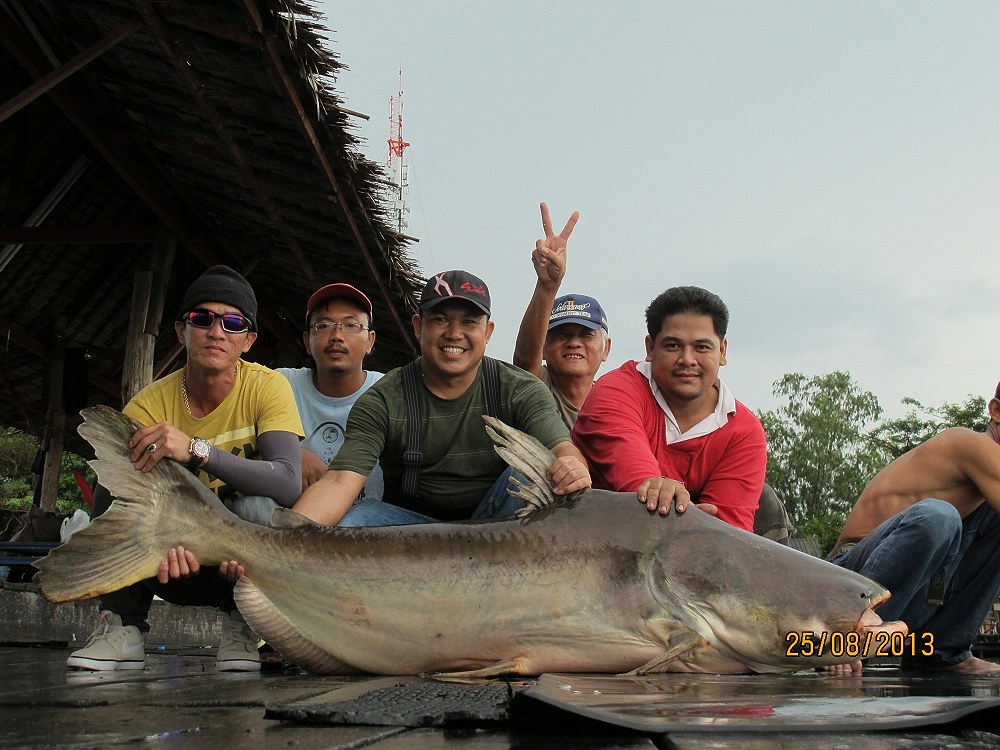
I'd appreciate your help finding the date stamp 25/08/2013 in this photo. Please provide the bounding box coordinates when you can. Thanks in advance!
[785,630,934,659]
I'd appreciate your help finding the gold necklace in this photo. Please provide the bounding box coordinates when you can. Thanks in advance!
[182,370,191,415]
[183,364,237,416]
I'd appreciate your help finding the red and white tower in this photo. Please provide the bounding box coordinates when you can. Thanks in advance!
[386,71,410,234]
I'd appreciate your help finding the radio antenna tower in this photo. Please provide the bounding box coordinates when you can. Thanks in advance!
[386,70,410,234]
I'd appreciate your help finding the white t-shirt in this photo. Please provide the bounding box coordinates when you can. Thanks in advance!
[277,367,384,501]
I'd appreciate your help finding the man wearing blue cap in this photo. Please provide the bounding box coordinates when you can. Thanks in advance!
[514,202,612,429]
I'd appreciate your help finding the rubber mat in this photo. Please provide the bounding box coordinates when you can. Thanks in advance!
[522,671,1000,733]
[267,677,519,727]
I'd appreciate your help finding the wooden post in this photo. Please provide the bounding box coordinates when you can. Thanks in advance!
[121,231,175,405]
[38,316,66,513]
[121,271,153,406]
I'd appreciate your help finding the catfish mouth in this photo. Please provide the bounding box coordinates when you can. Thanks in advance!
[859,606,909,638]
[827,589,907,637]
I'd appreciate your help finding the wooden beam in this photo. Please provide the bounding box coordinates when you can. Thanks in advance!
[0,17,142,126]
[136,132,338,202]
[132,0,320,288]
[0,226,158,244]
[0,4,214,265]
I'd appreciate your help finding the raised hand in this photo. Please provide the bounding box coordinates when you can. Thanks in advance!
[531,202,579,288]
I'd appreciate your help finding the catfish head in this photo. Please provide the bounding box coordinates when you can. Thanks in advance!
[644,510,907,673]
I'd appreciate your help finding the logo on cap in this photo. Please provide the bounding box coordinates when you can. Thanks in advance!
[548,294,608,332]
[420,270,491,316]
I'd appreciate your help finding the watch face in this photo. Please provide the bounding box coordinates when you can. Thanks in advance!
[193,439,211,460]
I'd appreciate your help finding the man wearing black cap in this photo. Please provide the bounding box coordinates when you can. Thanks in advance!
[293,269,591,526]
[277,282,383,497]
[67,265,303,673]
[514,202,612,429]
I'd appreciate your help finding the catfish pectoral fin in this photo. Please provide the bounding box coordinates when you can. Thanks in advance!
[627,631,707,675]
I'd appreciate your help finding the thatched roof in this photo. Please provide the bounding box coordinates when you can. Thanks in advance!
[0,0,423,455]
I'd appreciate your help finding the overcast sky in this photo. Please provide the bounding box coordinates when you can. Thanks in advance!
[312,1,1000,418]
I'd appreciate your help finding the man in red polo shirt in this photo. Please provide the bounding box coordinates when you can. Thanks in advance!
[573,285,766,531]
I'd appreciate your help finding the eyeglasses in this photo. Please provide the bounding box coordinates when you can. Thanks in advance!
[309,321,369,334]
[182,309,251,333]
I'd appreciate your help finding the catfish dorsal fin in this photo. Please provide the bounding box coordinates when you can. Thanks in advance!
[483,415,560,514]
[270,507,324,529]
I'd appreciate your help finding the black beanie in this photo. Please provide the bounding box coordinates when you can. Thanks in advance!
[178,265,258,331]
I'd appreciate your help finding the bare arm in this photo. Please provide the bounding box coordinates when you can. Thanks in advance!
[291,468,368,526]
[513,202,579,375]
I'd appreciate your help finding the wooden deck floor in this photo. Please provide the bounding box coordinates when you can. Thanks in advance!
[4,582,1000,749]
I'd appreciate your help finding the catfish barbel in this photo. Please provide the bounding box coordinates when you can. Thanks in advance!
[35,406,904,675]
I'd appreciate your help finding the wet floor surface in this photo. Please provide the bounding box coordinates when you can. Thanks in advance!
[5,645,1000,749]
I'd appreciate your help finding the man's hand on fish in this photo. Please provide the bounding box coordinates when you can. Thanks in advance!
[219,560,246,583]
[129,421,193,472]
[637,476,719,518]
[300,447,328,490]
[157,546,245,584]
[547,455,592,495]
[157,546,199,584]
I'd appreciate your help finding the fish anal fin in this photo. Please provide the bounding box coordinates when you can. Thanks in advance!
[233,578,354,674]
[432,658,525,680]
[627,631,708,675]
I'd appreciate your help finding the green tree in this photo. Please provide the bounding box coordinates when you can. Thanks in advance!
[759,372,885,553]
[0,426,93,520]
[871,394,989,460]
[0,427,39,506]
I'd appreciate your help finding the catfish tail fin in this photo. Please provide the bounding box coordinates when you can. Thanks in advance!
[34,406,230,602]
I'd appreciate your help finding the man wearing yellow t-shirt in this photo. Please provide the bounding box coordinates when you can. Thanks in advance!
[67,266,303,673]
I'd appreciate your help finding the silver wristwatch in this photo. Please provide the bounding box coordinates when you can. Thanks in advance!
[187,437,212,469]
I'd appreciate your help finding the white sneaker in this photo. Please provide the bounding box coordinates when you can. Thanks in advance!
[216,611,261,672]
[67,610,145,671]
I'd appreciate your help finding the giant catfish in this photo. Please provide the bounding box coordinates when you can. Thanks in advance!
[35,406,904,675]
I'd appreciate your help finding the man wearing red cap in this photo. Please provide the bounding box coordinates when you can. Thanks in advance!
[277,283,383,499]
[293,269,591,526]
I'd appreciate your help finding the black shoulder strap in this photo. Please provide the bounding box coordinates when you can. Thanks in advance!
[482,356,502,419]
[401,360,423,501]
[400,357,503,503]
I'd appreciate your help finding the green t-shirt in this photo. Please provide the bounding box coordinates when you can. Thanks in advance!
[332,357,570,520]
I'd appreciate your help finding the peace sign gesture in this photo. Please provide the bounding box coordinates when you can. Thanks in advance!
[531,202,580,289]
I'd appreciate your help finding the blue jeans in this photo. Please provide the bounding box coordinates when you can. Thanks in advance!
[338,467,527,526]
[228,494,279,526]
[831,498,1000,667]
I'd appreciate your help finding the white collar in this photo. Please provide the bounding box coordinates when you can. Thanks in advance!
[635,360,735,444]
